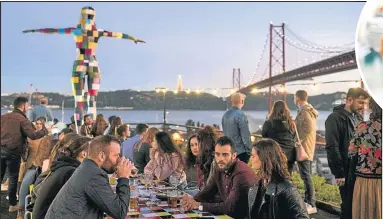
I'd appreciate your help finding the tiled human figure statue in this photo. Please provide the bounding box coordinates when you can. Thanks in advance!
[23,6,145,125]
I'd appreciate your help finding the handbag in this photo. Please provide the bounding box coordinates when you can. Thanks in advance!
[293,123,309,161]
[31,171,51,200]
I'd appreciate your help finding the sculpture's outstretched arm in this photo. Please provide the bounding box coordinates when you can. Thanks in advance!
[99,29,145,44]
[22,27,76,34]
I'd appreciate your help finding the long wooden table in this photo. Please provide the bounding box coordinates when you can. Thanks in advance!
[110,178,233,219]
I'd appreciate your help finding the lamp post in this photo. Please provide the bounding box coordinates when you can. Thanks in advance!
[156,88,167,130]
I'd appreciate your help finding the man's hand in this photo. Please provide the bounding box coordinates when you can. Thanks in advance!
[134,39,146,44]
[116,157,134,178]
[182,195,200,211]
[336,178,345,186]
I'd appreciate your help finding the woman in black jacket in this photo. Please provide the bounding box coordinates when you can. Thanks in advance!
[32,136,91,219]
[261,100,296,174]
[248,139,309,219]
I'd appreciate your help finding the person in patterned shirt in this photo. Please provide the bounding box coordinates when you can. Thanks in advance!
[348,97,382,219]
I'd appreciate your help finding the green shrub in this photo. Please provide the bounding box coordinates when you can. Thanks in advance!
[291,172,341,207]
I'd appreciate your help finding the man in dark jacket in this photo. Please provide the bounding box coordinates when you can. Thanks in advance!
[1,97,48,212]
[183,136,257,219]
[45,135,135,219]
[222,92,252,163]
[325,87,369,219]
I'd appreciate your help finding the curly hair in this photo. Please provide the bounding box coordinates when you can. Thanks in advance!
[134,127,159,152]
[58,136,91,158]
[252,139,290,183]
[48,133,80,170]
[185,134,198,169]
[91,114,108,137]
[197,126,217,179]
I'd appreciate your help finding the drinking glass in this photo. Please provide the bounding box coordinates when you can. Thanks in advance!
[167,190,178,208]
[169,174,180,188]
[129,189,139,211]
[142,173,152,190]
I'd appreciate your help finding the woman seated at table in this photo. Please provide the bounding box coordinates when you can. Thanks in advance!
[144,132,186,183]
[248,139,309,219]
[195,126,218,189]
[185,134,199,184]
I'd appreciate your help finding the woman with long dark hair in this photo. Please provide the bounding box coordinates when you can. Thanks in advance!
[196,126,217,188]
[348,97,382,219]
[91,114,108,137]
[144,132,186,182]
[185,134,199,184]
[32,136,91,219]
[133,127,159,174]
[261,100,297,174]
[248,139,309,219]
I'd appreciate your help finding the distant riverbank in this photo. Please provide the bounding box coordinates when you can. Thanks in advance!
[1,109,333,131]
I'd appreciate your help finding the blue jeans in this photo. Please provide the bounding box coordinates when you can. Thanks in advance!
[297,160,316,207]
[19,168,38,209]
[1,152,21,206]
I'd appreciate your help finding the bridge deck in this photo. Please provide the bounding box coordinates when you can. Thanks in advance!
[240,50,357,93]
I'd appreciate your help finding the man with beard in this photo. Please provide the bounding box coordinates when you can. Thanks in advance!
[183,136,256,219]
[80,114,94,138]
[325,87,369,219]
[44,135,135,219]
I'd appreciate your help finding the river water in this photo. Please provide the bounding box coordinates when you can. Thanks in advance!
[1,109,332,131]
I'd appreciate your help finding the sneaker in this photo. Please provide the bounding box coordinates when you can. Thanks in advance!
[9,204,19,212]
[306,203,317,214]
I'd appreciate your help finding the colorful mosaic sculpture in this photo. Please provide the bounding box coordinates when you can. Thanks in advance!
[23,6,145,125]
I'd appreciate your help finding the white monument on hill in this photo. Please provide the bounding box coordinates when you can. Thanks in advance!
[177,75,183,92]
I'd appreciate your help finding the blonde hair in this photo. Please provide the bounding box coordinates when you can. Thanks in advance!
[231,92,246,105]
[134,127,159,152]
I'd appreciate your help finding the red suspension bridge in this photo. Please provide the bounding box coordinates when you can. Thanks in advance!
[231,22,358,111]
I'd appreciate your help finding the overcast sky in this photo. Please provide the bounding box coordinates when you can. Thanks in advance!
[1,2,365,96]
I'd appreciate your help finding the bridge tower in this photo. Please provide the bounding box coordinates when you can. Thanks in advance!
[268,22,286,112]
[232,68,241,90]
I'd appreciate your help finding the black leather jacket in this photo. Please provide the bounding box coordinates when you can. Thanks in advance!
[248,179,309,219]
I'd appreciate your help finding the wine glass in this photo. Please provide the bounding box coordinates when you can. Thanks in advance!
[169,175,180,189]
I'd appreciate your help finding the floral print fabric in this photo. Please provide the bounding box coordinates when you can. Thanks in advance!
[348,119,382,177]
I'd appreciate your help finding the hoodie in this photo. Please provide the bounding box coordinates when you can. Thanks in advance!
[325,104,362,178]
[295,104,319,161]
[32,156,81,219]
